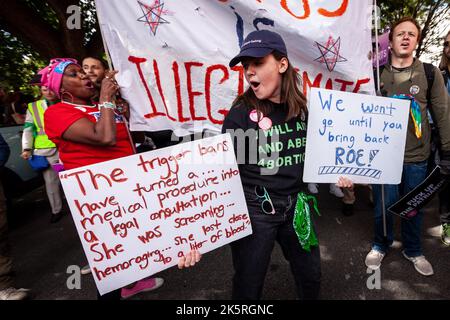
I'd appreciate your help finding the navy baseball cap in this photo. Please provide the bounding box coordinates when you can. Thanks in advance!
[229,30,287,67]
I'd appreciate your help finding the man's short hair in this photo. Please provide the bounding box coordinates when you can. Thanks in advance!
[389,17,422,44]
[82,56,108,69]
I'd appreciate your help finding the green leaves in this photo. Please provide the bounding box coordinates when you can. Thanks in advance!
[0,0,101,97]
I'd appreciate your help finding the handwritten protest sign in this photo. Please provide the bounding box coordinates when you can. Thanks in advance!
[59,134,251,295]
[95,0,374,135]
[303,88,410,184]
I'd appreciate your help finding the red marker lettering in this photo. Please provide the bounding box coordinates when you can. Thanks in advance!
[205,64,230,124]
[128,56,166,119]
[185,62,207,121]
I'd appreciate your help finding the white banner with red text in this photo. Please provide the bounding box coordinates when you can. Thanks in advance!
[95,0,374,135]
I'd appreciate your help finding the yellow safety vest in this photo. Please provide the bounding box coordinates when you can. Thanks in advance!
[27,100,56,149]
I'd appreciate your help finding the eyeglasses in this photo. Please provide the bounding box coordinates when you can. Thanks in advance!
[444,41,449,48]
[249,109,273,131]
[254,186,275,214]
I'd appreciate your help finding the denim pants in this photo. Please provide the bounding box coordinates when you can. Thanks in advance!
[231,186,321,300]
[372,161,428,257]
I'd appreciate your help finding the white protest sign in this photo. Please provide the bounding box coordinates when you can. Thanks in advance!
[59,134,251,295]
[303,88,410,184]
[95,0,374,135]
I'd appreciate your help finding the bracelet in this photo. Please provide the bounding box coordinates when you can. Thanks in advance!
[98,102,116,110]
[23,149,32,152]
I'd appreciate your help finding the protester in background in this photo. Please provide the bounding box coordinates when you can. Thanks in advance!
[83,55,141,141]
[21,75,64,223]
[223,30,353,300]
[5,91,26,125]
[83,56,133,115]
[439,30,450,92]
[437,29,450,246]
[82,56,108,89]
[15,93,32,124]
[0,133,29,300]
[42,58,200,300]
[82,56,108,112]
[365,18,450,275]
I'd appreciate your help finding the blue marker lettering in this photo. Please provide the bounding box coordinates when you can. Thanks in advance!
[336,99,344,111]
[318,91,333,111]
[335,147,345,165]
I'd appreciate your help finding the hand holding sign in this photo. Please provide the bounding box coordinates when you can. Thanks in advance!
[178,250,202,269]
[336,176,353,188]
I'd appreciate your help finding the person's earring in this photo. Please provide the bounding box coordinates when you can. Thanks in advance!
[60,89,74,103]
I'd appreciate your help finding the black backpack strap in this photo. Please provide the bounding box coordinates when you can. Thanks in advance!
[423,63,441,158]
[423,62,435,105]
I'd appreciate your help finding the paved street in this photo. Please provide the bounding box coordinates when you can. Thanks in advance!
[7,184,450,300]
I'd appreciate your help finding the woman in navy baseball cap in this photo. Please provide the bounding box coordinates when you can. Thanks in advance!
[223,30,353,300]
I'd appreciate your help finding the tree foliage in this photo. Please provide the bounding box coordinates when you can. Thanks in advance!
[0,30,45,95]
[0,0,101,96]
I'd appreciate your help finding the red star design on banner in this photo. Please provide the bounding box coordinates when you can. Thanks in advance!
[314,36,347,72]
[137,0,170,36]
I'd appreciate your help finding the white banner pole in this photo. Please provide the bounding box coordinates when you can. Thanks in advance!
[94,0,137,154]
[373,0,387,238]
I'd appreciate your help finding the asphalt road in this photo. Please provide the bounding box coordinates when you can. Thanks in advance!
[7,184,450,300]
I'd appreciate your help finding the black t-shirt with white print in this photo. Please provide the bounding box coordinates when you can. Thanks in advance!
[222,102,307,197]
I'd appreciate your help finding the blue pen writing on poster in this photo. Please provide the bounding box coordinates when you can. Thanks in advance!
[231,6,275,47]
[315,92,402,179]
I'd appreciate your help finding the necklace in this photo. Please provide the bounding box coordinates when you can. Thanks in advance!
[63,101,96,108]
